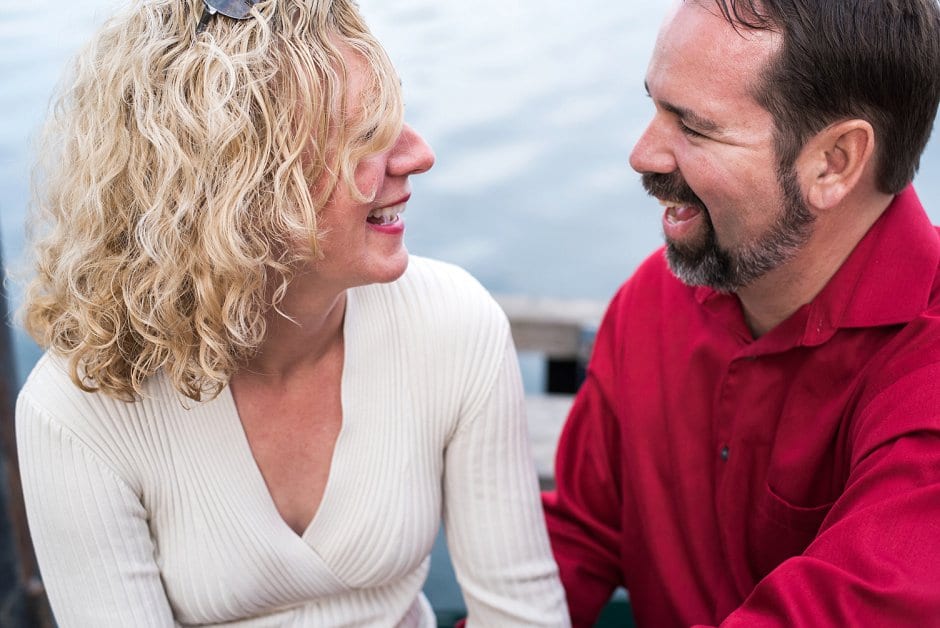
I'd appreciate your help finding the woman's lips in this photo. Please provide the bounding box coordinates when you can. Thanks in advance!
[366,201,406,234]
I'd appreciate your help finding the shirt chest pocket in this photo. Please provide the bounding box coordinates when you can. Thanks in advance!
[746,483,834,580]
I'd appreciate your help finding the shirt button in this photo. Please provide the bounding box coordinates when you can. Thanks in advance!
[719,445,730,461]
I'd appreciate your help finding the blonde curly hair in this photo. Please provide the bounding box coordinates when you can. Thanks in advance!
[23,0,404,401]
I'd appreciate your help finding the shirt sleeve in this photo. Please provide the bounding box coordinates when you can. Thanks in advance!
[442,333,570,627]
[539,290,625,628]
[703,363,940,627]
[16,393,177,627]
[541,368,624,627]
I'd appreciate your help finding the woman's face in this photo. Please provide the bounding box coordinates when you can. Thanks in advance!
[306,44,435,292]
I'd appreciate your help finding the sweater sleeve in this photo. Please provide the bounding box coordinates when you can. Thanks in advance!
[16,393,176,627]
[441,333,570,627]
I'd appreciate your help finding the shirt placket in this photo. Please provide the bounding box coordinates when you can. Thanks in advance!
[711,352,765,603]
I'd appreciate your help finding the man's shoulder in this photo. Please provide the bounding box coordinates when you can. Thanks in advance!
[848,312,940,457]
[866,305,940,387]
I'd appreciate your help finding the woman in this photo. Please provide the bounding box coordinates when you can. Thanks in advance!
[16,0,569,625]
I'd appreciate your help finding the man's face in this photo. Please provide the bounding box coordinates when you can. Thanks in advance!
[629,1,815,292]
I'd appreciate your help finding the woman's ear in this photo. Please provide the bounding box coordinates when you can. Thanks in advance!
[797,119,876,210]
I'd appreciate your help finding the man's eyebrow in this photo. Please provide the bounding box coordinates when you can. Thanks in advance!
[644,80,724,134]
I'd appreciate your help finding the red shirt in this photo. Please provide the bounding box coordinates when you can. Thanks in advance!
[543,187,940,627]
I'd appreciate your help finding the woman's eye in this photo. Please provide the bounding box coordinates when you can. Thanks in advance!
[360,126,379,143]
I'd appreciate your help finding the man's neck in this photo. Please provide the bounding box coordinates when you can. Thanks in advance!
[736,191,894,338]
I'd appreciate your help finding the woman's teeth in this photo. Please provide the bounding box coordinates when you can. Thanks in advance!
[367,203,404,225]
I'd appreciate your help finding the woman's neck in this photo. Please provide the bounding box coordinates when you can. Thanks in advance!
[241,273,348,381]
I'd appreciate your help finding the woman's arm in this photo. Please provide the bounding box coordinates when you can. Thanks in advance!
[16,394,176,627]
[442,334,570,627]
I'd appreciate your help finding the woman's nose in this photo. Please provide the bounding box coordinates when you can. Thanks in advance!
[388,123,435,176]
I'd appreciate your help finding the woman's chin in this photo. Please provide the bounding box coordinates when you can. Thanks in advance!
[367,247,410,285]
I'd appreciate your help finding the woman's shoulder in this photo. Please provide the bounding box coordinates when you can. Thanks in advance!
[16,351,193,485]
[350,256,510,359]
[17,351,173,440]
[400,255,492,298]
[359,255,507,326]
[19,351,87,412]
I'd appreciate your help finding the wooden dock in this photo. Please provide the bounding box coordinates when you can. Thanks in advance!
[494,294,607,487]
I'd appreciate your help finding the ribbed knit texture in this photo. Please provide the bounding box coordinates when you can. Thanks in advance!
[16,256,569,627]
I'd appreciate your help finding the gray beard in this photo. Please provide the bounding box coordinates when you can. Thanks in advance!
[664,167,815,292]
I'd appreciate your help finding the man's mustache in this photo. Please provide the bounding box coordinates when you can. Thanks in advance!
[641,172,705,208]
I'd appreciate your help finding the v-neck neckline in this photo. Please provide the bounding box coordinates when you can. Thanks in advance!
[222,288,357,544]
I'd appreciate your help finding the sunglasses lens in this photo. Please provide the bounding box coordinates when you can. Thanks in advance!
[204,0,257,20]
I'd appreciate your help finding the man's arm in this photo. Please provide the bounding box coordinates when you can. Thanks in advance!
[709,361,940,627]
[543,364,626,627]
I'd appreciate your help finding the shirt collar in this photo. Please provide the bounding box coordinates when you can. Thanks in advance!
[694,186,939,351]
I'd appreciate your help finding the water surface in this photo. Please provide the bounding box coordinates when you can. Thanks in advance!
[2,0,939,385]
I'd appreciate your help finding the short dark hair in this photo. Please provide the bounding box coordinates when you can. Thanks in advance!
[709,0,940,194]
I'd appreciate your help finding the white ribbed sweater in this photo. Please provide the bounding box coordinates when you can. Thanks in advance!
[16,257,569,627]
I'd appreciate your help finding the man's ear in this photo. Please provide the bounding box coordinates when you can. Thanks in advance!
[796,120,876,210]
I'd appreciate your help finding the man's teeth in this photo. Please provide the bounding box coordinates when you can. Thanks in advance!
[658,198,702,223]
[659,199,681,222]
[367,204,404,225]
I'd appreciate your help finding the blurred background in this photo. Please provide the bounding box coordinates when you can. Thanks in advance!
[3,0,940,387]
[2,0,940,625]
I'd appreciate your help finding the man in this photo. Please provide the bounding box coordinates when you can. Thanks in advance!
[543,0,940,626]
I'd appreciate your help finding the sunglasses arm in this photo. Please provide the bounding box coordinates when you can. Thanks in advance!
[195,4,217,35]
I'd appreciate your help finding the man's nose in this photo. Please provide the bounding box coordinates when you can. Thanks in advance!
[629,116,677,175]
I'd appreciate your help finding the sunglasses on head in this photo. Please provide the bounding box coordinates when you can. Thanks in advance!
[196,0,261,34]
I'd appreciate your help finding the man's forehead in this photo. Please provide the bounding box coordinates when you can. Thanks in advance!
[652,1,780,79]
[646,1,780,140]
[658,0,779,48]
